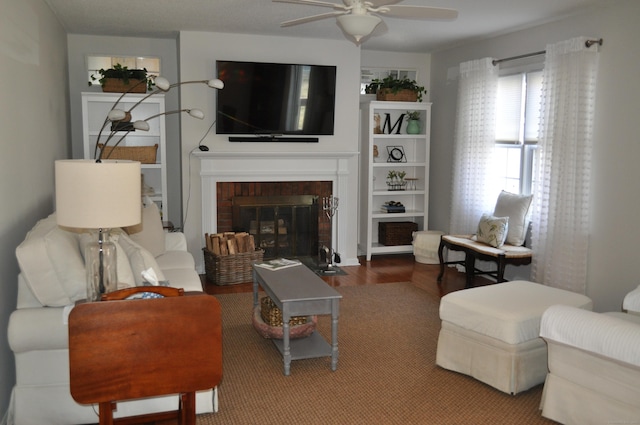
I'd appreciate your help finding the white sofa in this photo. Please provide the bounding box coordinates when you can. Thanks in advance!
[6,208,216,425]
[539,286,640,424]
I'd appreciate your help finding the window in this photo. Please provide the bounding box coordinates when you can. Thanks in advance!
[87,55,160,83]
[494,69,542,195]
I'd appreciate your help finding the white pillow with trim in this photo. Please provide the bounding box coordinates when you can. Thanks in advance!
[16,214,85,306]
[493,190,532,246]
[125,202,165,258]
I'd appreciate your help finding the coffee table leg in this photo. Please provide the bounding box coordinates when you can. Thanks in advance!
[282,314,291,376]
[252,270,259,309]
[331,299,339,371]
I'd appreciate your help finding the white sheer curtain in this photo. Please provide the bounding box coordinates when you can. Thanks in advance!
[531,37,600,293]
[449,58,499,234]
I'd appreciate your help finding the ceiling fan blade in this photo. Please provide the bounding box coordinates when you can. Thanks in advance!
[365,0,403,7]
[280,11,348,27]
[379,5,458,21]
[273,0,346,9]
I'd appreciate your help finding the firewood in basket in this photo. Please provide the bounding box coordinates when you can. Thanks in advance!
[205,233,211,251]
[219,239,228,256]
[235,233,247,253]
[227,238,237,255]
[248,235,256,251]
[211,235,222,255]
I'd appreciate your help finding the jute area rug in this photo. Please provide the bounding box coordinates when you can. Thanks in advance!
[197,282,555,424]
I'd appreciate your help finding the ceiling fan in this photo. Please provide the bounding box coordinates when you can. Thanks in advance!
[273,0,458,44]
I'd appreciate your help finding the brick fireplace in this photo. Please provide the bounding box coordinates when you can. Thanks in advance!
[216,181,333,257]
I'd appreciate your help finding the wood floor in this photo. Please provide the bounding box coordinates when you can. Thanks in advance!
[202,253,492,299]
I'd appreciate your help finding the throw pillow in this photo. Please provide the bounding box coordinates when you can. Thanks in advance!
[623,285,640,313]
[16,214,86,306]
[476,214,509,248]
[124,202,165,258]
[118,232,167,286]
[493,190,533,246]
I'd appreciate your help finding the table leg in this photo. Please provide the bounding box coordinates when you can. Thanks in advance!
[331,298,339,371]
[282,304,291,376]
[253,269,259,309]
[98,402,115,425]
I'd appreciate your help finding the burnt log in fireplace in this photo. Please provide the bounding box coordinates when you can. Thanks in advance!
[232,195,319,259]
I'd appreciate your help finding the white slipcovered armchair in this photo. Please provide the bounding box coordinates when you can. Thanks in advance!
[539,286,640,424]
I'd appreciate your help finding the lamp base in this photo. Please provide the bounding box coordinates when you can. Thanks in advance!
[85,229,118,301]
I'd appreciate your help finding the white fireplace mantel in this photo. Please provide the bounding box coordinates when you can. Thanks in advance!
[196,151,360,266]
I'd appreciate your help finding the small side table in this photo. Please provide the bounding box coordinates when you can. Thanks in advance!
[69,287,222,425]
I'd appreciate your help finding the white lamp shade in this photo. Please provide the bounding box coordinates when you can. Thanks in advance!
[55,159,142,229]
[154,76,171,91]
[188,108,205,119]
[133,120,151,131]
[337,14,382,41]
[107,109,127,121]
[208,79,224,89]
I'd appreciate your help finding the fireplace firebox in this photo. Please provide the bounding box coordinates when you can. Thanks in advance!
[232,195,319,259]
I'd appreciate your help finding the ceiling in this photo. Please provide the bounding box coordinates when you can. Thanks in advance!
[44,0,604,52]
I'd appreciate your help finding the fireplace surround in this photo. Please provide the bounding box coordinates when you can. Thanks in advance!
[198,151,359,267]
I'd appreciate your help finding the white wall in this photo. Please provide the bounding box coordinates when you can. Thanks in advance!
[0,0,69,415]
[66,35,184,225]
[178,31,362,270]
[430,0,640,311]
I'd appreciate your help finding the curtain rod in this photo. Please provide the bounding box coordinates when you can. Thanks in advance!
[492,38,603,66]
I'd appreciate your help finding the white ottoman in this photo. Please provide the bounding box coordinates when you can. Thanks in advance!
[412,230,444,264]
[436,280,592,394]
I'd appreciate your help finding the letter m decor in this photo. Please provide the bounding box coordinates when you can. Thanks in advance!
[383,113,405,135]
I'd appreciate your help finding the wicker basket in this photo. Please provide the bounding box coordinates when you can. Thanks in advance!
[98,144,158,164]
[379,221,418,246]
[376,89,418,102]
[203,248,264,285]
[101,78,147,93]
[260,296,308,326]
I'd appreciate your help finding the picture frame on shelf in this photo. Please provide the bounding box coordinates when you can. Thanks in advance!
[387,146,406,163]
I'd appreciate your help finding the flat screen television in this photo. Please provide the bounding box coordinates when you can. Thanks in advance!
[216,60,336,139]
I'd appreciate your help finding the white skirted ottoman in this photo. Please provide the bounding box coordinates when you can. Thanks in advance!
[412,230,445,264]
[436,280,593,394]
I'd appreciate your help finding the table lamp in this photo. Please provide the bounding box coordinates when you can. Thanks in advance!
[55,159,141,301]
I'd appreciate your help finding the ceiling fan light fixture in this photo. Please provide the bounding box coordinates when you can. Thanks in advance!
[337,14,381,42]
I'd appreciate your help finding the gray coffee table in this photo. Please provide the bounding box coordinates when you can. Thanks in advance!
[253,263,342,376]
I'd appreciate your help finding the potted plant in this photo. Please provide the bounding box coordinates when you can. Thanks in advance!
[406,110,421,134]
[88,63,154,93]
[365,75,426,102]
[386,170,407,191]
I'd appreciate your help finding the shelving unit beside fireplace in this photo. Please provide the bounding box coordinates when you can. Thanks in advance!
[359,100,432,261]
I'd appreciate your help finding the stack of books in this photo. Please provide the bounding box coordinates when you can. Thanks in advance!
[381,201,405,213]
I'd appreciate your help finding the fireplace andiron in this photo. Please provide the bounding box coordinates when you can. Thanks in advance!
[319,196,340,271]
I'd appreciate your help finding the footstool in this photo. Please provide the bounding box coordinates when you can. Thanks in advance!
[436,280,592,394]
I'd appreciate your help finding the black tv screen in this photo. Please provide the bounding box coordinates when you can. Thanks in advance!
[216,60,336,136]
